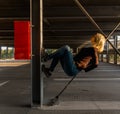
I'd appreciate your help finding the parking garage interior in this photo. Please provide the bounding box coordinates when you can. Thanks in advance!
[0,0,120,114]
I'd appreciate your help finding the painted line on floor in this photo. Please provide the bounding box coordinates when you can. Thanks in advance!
[0,80,9,87]
[42,101,120,110]
[94,70,120,71]
[54,78,120,81]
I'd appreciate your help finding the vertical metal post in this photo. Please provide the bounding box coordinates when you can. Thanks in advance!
[30,0,43,107]
[6,46,8,59]
[106,42,109,63]
[101,53,103,62]
[0,46,1,59]
[40,0,43,107]
[114,35,117,64]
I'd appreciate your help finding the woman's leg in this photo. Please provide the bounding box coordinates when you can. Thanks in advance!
[48,45,71,72]
[42,45,71,77]
[42,45,79,77]
[45,45,71,61]
[60,48,79,76]
[49,45,79,76]
[42,57,59,78]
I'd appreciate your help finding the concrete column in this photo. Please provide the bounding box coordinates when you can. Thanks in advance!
[31,0,43,107]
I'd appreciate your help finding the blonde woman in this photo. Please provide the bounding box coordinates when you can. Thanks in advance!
[42,33,106,78]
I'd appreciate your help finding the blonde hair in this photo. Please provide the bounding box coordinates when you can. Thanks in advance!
[91,33,106,53]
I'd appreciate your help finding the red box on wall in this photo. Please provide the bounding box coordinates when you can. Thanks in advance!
[14,21,31,59]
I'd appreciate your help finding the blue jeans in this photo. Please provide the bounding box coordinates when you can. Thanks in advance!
[47,45,80,76]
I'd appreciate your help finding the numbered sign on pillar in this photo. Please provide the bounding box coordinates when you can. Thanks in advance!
[14,21,31,59]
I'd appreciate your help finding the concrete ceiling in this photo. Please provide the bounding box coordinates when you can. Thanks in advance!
[0,0,120,48]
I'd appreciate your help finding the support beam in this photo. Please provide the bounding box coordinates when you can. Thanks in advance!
[0,17,29,21]
[31,0,43,107]
[106,41,109,63]
[44,22,120,30]
[74,0,120,56]
[101,53,104,62]
[44,6,120,17]
[114,36,117,64]
[0,46,1,59]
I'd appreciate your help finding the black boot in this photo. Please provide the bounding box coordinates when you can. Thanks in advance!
[41,48,49,62]
[42,65,52,78]
[41,54,49,62]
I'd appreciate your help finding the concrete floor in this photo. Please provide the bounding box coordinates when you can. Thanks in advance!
[0,61,120,114]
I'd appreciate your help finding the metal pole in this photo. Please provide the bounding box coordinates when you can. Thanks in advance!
[114,36,117,64]
[74,0,120,55]
[106,23,120,41]
[0,46,1,59]
[106,41,109,63]
[31,0,43,107]
[40,0,44,107]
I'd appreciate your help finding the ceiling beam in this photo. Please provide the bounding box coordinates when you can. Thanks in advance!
[44,6,120,17]
[43,0,120,7]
